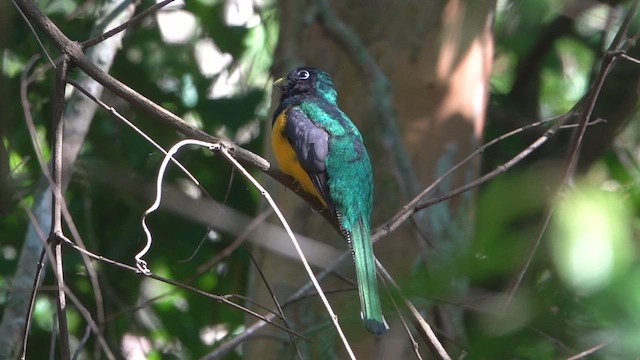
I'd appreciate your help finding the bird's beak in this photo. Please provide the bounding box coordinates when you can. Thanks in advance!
[273,77,286,89]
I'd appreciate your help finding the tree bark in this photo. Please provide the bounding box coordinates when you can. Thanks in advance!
[248,0,495,358]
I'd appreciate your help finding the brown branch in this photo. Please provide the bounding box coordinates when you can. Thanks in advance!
[566,340,610,360]
[13,0,260,165]
[562,0,640,180]
[20,56,49,173]
[15,194,50,358]
[63,289,117,360]
[81,0,174,49]
[247,250,304,360]
[10,8,345,351]
[19,248,47,359]
[53,233,305,338]
[50,54,70,360]
[201,105,604,359]
[371,112,586,242]
[497,0,640,329]
[5,1,137,356]
[376,262,451,360]
[13,0,339,230]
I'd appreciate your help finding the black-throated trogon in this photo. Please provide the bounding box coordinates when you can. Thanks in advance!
[271,67,388,335]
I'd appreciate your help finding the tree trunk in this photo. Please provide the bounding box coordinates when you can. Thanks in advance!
[248,0,494,358]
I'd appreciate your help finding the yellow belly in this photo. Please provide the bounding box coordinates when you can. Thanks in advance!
[271,112,328,208]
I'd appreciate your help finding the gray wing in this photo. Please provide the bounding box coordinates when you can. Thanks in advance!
[285,107,333,208]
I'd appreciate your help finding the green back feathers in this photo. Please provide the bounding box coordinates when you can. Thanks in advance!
[275,67,373,231]
[298,100,373,229]
[274,67,387,334]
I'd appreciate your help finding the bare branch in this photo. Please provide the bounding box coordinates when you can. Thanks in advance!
[376,261,451,360]
[12,0,339,230]
[567,340,611,360]
[82,0,174,49]
[3,1,137,356]
[50,54,70,360]
[11,0,55,67]
[561,0,640,181]
[247,250,304,360]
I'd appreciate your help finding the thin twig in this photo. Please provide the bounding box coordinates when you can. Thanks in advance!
[180,167,236,263]
[498,209,554,325]
[58,202,105,358]
[16,189,55,360]
[103,208,275,326]
[191,208,273,279]
[413,123,564,212]
[66,80,201,186]
[619,52,640,64]
[82,0,174,49]
[561,0,640,181]
[11,0,55,67]
[53,233,302,336]
[72,325,91,360]
[19,248,47,359]
[50,54,70,360]
[20,56,49,172]
[247,250,304,360]
[498,0,640,335]
[376,261,452,360]
[566,340,610,360]
[378,274,424,360]
[134,139,350,352]
[372,112,589,242]
[216,143,356,360]
[61,282,117,360]
[13,0,338,232]
[202,250,352,358]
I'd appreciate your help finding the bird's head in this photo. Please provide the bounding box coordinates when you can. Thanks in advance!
[274,67,338,104]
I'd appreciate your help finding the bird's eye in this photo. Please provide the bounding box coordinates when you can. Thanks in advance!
[297,70,310,80]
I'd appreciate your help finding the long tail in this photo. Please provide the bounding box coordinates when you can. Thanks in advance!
[350,219,388,335]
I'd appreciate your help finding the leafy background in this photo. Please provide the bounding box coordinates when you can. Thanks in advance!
[1,0,640,359]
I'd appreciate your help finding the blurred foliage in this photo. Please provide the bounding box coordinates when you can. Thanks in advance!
[1,0,640,359]
[472,0,640,359]
[2,0,277,358]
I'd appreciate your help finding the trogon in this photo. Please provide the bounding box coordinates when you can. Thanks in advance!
[271,66,388,335]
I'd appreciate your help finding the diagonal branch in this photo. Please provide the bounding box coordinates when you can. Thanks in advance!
[12,0,261,165]
[12,0,338,229]
[561,0,640,181]
[81,0,174,49]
